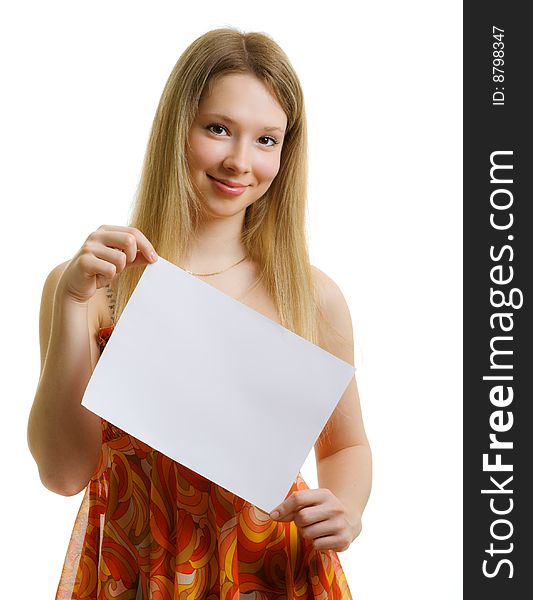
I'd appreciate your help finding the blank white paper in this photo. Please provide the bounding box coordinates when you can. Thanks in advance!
[81,257,355,514]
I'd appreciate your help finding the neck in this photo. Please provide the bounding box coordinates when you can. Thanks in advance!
[184,211,247,272]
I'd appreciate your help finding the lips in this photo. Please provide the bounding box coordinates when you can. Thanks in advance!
[207,175,248,188]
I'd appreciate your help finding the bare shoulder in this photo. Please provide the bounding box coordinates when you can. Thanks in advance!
[310,265,354,366]
[311,265,344,302]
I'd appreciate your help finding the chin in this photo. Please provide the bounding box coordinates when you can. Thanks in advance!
[200,200,248,220]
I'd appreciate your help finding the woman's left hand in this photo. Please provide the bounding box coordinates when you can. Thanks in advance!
[269,488,361,552]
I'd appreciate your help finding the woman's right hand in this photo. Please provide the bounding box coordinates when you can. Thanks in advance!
[57,225,158,304]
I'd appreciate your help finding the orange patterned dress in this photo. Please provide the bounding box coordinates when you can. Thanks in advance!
[55,324,353,599]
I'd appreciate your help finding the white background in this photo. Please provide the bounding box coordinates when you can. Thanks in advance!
[1,1,462,598]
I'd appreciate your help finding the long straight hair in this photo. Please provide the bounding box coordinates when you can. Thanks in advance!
[113,28,323,345]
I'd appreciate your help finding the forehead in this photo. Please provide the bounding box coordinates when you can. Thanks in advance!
[198,73,287,131]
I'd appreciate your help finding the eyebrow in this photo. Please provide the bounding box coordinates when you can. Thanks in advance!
[202,112,286,134]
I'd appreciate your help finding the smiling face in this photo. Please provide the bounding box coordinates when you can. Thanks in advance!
[186,73,288,221]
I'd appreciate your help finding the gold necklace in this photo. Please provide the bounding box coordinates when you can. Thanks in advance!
[184,255,248,277]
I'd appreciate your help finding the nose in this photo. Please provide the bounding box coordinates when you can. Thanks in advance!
[222,138,252,174]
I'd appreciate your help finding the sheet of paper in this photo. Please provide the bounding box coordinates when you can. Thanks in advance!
[81,257,355,514]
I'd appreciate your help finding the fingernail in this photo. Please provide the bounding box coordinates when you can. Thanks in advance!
[270,510,280,519]
[151,251,158,262]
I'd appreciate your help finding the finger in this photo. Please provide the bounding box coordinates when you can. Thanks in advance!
[293,505,331,527]
[105,232,156,266]
[271,511,294,522]
[299,518,336,540]
[106,231,139,263]
[98,225,157,263]
[270,489,322,519]
[312,535,346,552]
[128,249,156,267]
[87,229,135,264]
[93,245,128,273]
[270,491,300,518]
[79,253,118,280]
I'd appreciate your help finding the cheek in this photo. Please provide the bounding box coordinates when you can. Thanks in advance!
[256,154,282,183]
[187,134,218,169]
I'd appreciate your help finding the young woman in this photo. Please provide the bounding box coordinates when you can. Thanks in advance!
[28,27,372,599]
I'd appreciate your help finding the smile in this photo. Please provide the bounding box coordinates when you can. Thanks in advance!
[207,175,248,196]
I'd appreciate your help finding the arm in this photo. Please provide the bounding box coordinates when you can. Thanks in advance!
[28,226,157,496]
[313,266,372,537]
[27,262,103,496]
[316,436,372,539]
[269,267,372,550]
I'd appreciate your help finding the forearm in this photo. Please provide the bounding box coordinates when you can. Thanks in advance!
[316,444,372,531]
[28,295,102,496]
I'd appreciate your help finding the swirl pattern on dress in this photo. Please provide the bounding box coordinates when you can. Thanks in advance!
[56,325,353,599]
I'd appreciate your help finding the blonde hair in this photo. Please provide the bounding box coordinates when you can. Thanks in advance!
[113,27,323,345]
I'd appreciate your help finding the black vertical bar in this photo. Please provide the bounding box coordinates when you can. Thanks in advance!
[464,3,533,597]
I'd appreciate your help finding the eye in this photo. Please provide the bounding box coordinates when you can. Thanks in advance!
[207,123,229,136]
[258,135,279,148]
[206,123,279,148]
